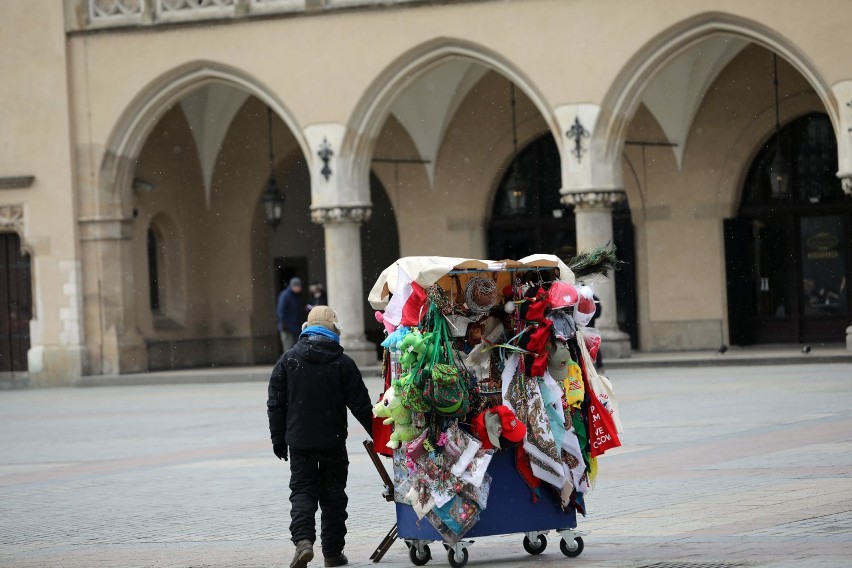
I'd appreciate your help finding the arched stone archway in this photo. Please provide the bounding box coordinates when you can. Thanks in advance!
[343,38,564,201]
[590,16,844,351]
[303,40,562,365]
[592,12,841,194]
[99,61,311,213]
[83,63,312,375]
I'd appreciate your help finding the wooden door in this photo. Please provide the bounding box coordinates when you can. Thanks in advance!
[0,233,32,373]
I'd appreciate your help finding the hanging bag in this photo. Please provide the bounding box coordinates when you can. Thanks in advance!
[575,346,621,457]
[422,302,470,417]
[577,329,624,434]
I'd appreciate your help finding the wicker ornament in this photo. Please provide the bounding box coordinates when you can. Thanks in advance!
[465,276,497,316]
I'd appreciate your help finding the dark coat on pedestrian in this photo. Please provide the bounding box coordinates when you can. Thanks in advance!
[267,335,373,450]
[276,287,302,334]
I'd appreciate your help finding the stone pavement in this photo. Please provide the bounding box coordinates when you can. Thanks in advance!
[65,344,852,389]
[1,363,852,567]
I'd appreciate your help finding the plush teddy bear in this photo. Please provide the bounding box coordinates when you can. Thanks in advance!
[398,329,434,369]
[372,385,418,449]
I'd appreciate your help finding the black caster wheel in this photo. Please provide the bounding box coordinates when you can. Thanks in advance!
[523,534,547,555]
[409,543,431,566]
[447,547,469,568]
[560,536,584,558]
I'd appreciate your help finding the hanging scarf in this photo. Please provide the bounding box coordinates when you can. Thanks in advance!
[501,354,565,489]
[539,369,588,498]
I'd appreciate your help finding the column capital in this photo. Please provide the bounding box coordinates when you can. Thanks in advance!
[561,189,626,209]
[310,205,372,225]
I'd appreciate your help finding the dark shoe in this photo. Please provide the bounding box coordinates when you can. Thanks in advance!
[324,553,348,567]
[290,540,314,568]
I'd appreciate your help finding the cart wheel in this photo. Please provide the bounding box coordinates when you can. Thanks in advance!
[408,544,431,566]
[559,536,584,558]
[523,534,547,555]
[447,547,468,568]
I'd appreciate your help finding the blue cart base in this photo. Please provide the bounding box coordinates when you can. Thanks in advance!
[395,449,586,566]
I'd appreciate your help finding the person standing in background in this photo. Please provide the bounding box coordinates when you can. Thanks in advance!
[306,281,328,312]
[277,277,303,352]
[589,293,604,372]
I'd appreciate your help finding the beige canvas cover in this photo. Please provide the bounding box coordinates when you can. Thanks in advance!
[368,255,575,310]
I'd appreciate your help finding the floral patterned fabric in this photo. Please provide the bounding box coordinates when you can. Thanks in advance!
[501,354,565,488]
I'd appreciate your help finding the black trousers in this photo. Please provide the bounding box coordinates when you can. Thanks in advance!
[288,447,349,557]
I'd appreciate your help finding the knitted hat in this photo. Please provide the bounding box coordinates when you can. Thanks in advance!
[303,306,341,333]
[289,277,303,288]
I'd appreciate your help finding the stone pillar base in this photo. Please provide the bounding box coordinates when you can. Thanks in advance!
[599,327,632,359]
[28,344,86,387]
[343,338,380,369]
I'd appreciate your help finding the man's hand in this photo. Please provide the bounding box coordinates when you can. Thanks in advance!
[273,443,288,461]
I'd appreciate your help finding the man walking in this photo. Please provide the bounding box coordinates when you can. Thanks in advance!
[267,306,374,568]
[276,277,303,352]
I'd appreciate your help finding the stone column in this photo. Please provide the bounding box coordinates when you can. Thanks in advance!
[79,215,147,375]
[562,190,632,359]
[311,206,377,368]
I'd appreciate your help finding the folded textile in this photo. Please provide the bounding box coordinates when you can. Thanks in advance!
[461,448,494,488]
[444,422,483,478]
[501,355,565,488]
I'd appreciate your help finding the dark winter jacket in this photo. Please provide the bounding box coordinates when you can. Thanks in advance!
[276,287,301,334]
[267,335,374,450]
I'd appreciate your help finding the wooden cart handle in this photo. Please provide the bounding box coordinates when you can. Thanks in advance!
[363,439,395,502]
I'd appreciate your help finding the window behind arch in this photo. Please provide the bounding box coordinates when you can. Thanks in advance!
[145,214,186,328]
[741,113,843,208]
[147,226,161,313]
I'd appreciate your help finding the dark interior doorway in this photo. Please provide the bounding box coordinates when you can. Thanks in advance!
[274,256,309,325]
[487,134,639,347]
[0,233,32,373]
[725,113,851,344]
[362,172,401,353]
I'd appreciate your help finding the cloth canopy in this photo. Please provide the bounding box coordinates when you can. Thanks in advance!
[369,255,575,310]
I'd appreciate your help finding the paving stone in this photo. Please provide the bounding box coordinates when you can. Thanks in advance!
[1,364,851,567]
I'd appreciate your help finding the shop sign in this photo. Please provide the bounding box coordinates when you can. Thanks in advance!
[806,231,839,260]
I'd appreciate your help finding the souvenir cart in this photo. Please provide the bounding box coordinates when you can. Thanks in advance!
[369,255,623,568]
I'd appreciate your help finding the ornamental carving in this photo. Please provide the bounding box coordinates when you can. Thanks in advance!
[566,116,590,163]
[0,205,24,236]
[317,138,334,181]
[311,206,372,225]
[561,190,626,209]
[158,0,234,11]
[89,0,144,19]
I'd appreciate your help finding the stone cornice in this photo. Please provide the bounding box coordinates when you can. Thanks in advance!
[561,190,626,209]
[310,205,372,225]
[68,0,478,34]
[0,176,35,190]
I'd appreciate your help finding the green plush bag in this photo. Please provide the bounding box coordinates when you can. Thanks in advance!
[422,301,469,417]
[424,362,468,416]
[400,370,431,413]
